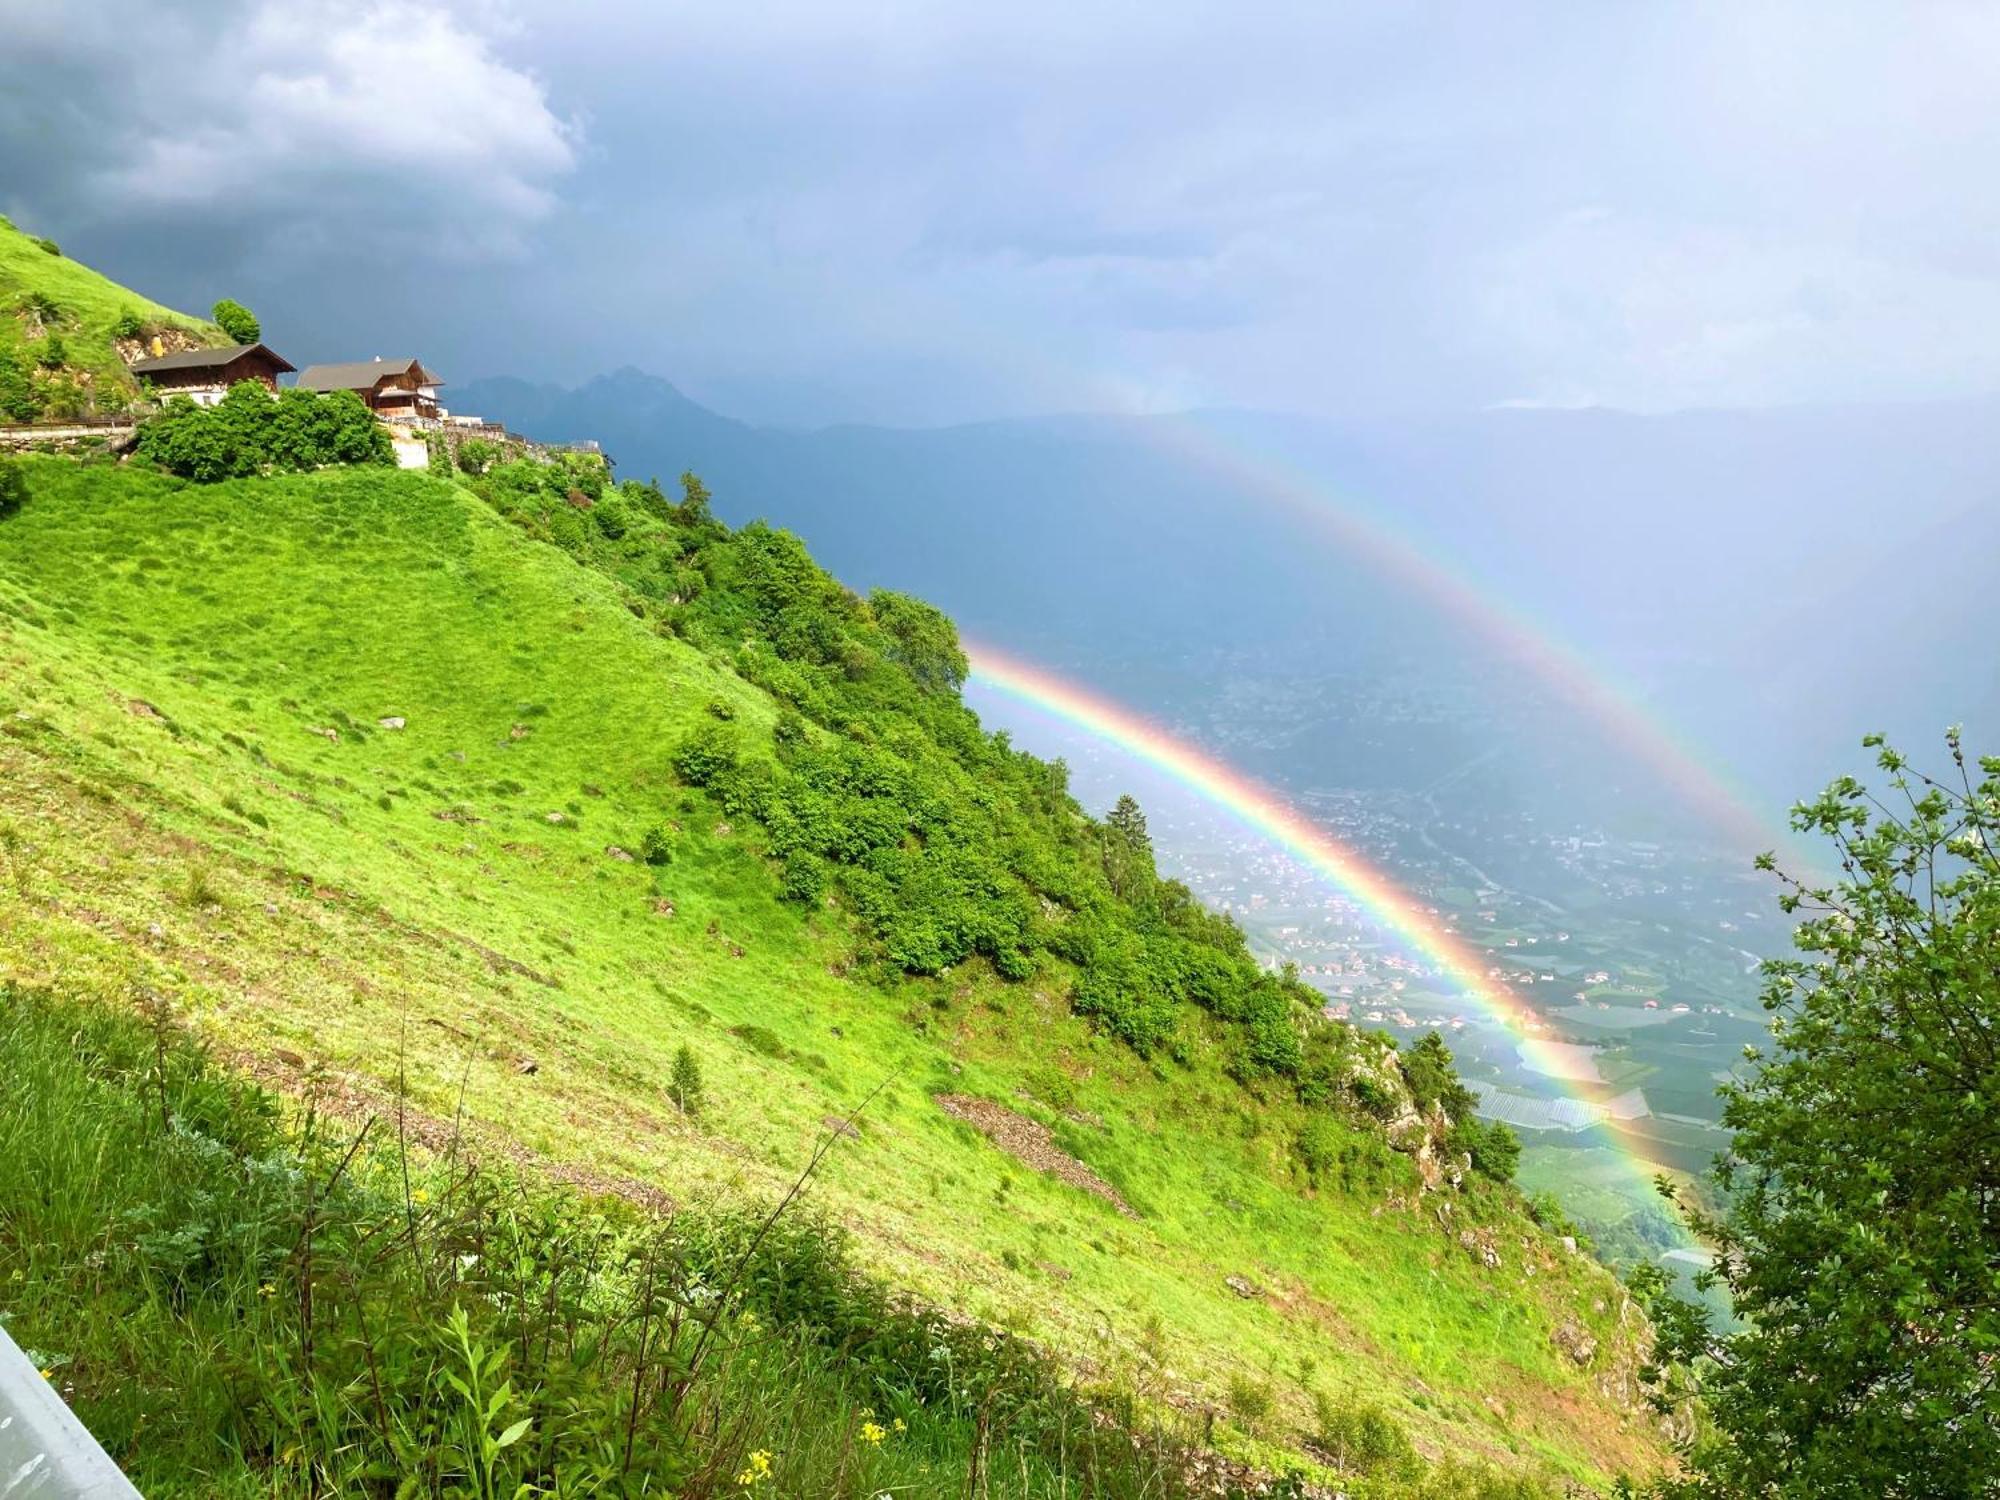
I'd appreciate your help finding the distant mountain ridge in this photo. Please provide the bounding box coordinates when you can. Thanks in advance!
[458,368,2000,819]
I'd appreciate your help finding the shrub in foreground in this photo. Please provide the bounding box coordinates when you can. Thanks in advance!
[0,986,1208,1499]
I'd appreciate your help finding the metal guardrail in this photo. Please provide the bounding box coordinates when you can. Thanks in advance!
[0,1320,143,1498]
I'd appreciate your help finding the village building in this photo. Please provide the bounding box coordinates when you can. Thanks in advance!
[294,358,444,419]
[126,343,296,406]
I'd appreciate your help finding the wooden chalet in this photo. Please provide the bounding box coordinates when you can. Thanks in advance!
[126,343,296,406]
[294,357,443,419]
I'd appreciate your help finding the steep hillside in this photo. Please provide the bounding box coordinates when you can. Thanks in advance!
[0,216,223,418]
[0,453,1663,1489]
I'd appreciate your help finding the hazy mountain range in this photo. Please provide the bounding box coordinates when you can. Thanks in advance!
[460,369,2000,836]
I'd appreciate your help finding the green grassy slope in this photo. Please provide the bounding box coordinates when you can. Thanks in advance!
[0,457,1662,1486]
[0,217,222,414]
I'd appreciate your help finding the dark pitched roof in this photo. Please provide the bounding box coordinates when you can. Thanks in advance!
[128,342,297,376]
[295,358,441,393]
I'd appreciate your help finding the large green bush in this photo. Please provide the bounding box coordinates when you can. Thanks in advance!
[136,383,391,481]
[1313,1389,1417,1476]
[671,722,741,786]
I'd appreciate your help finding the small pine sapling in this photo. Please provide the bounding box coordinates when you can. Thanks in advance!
[669,1044,705,1116]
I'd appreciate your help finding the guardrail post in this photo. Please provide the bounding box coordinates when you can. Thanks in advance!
[0,1320,143,1498]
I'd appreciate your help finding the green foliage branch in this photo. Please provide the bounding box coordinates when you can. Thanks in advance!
[1639,730,2000,1497]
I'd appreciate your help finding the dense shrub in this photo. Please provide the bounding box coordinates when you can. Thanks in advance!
[0,349,37,420]
[780,849,828,904]
[33,236,58,256]
[668,1042,705,1115]
[1297,1117,1407,1195]
[1313,1390,1417,1476]
[456,437,500,476]
[1451,1116,1521,1183]
[136,383,391,481]
[211,297,260,343]
[1400,1031,1476,1119]
[37,376,86,420]
[110,307,146,339]
[1225,1373,1274,1429]
[870,588,967,692]
[671,722,740,786]
[0,459,25,518]
[639,822,676,865]
[1349,1073,1399,1121]
[34,333,66,370]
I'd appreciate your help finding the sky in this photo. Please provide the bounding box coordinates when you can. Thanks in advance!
[6,1,2000,426]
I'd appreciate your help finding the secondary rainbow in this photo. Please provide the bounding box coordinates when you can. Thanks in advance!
[1142,411,1792,861]
[965,640,1685,1213]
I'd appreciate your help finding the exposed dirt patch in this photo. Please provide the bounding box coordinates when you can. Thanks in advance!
[935,1093,1137,1218]
[228,1045,677,1215]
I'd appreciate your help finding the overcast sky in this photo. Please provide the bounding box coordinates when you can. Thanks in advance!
[5,1,2000,426]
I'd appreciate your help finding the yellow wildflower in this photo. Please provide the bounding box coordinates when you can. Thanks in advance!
[38,1367,53,1380]
[891,1417,906,1433]
[859,1421,887,1446]
[411,1188,430,1205]
[735,1449,773,1486]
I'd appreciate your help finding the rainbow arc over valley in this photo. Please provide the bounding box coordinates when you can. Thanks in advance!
[965,639,1689,1212]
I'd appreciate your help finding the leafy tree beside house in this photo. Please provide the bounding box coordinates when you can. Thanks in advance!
[212,298,261,344]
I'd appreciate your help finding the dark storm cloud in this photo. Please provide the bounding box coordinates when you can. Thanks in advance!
[5,2,2000,424]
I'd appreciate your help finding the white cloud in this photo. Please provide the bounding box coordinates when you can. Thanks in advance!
[1474,210,2000,413]
[5,0,577,261]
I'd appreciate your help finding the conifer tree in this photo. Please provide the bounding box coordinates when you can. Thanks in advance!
[669,1044,705,1117]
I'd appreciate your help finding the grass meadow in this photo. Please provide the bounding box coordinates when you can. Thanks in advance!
[0,457,1663,1488]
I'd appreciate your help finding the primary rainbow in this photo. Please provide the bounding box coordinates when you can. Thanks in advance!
[965,639,1683,1208]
